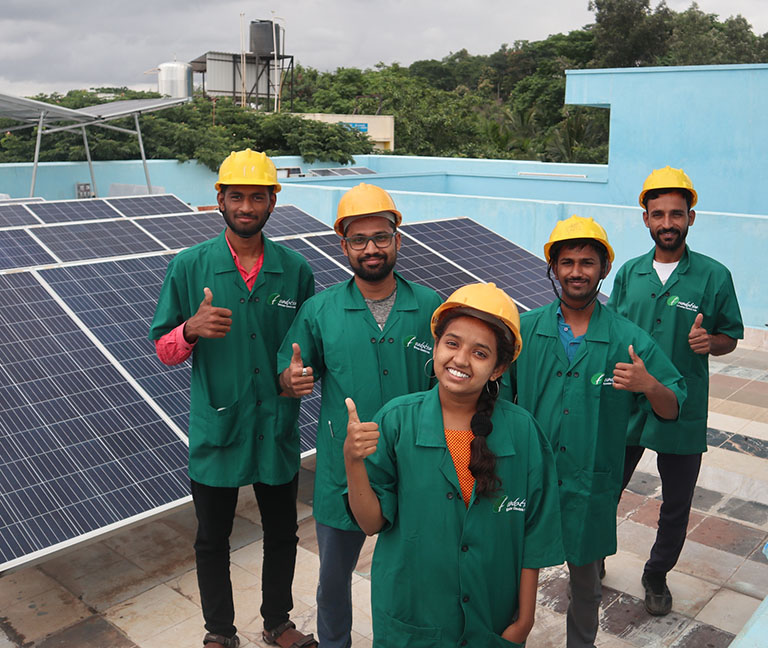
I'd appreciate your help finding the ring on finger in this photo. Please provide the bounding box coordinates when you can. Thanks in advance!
[301,367,308,377]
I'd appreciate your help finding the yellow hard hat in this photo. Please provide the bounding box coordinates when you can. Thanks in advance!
[544,215,615,263]
[334,183,402,236]
[215,149,281,192]
[639,165,697,208]
[431,282,522,362]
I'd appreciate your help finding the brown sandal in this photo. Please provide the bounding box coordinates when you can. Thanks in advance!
[202,632,240,648]
[262,620,318,648]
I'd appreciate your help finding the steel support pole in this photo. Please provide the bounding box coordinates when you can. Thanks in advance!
[30,111,46,197]
[134,113,152,193]
[81,126,98,197]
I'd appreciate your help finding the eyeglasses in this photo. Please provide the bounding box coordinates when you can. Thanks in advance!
[343,232,396,250]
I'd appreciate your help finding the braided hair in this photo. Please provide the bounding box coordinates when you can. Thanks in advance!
[434,310,517,497]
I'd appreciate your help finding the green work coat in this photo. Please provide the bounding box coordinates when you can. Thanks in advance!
[607,246,743,454]
[149,231,314,487]
[365,387,564,648]
[504,300,686,566]
[277,272,441,530]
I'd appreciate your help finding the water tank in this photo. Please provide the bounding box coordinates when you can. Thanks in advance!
[250,20,280,56]
[158,61,193,98]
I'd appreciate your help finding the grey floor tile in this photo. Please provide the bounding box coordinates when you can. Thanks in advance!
[717,496,768,525]
[626,471,661,497]
[36,616,138,648]
[668,621,735,648]
[691,485,725,513]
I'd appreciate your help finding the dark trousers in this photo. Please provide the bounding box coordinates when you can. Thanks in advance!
[622,446,702,575]
[191,475,299,637]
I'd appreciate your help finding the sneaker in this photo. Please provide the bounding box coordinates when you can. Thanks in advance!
[641,572,672,616]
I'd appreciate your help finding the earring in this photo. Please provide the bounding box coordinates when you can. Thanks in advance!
[423,357,435,378]
[485,379,500,397]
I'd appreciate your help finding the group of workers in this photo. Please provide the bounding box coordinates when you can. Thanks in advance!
[149,149,743,648]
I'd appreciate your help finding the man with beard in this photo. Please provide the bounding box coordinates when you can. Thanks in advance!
[607,167,743,616]
[505,215,685,648]
[150,149,316,648]
[277,183,441,648]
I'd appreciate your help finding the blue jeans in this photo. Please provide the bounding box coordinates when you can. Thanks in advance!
[315,521,367,648]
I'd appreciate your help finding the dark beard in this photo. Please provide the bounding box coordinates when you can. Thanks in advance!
[352,253,397,282]
[221,205,270,239]
[650,227,686,251]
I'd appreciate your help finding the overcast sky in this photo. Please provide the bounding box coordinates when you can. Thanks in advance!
[1,0,766,97]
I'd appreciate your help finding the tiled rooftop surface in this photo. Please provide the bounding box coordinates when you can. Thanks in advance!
[1,343,766,647]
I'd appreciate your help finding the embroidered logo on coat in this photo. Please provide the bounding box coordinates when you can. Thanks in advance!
[267,293,297,309]
[493,495,527,513]
[590,372,614,386]
[666,295,699,312]
[402,335,433,354]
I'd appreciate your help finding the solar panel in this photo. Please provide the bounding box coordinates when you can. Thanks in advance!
[309,169,338,177]
[0,229,56,270]
[105,195,193,217]
[402,218,553,310]
[137,212,224,250]
[32,220,165,262]
[0,271,189,571]
[0,204,39,228]
[265,205,332,238]
[333,168,357,176]
[40,256,191,433]
[348,167,376,175]
[27,199,121,223]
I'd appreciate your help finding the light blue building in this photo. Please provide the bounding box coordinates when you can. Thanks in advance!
[1,63,765,332]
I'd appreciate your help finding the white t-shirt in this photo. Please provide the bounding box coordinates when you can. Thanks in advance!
[653,260,679,285]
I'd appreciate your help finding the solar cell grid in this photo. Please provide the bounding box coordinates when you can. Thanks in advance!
[402,218,553,310]
[348,167,376,174]
[32,220,165,262]
[279,237,351,292]
[0,204,39,228]
[136,212,223,249]
[40,256,191,432]
[27,199,121,224]
[105,194,193,217]
[0,271,189,570]
[264,205,332,238]
[0,229,56,270]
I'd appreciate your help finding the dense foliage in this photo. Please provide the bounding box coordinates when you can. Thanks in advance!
[1,1,765,168]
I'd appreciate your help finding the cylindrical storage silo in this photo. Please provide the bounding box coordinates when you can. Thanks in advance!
[158,62,193,98]
[250,20,280,55]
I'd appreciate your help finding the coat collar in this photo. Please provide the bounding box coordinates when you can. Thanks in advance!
[536,299,611,344]
[343,271,419,311]
[415,385,517,458]
[637,244,691,275]
[210,231,284,292]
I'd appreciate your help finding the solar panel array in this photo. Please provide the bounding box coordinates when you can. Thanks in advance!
[0,191,552,572]
[308,167,376,177]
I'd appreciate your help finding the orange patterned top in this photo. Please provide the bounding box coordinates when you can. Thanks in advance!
[445,428,475,507]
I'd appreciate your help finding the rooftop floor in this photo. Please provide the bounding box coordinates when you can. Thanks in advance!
[1,343,766,648]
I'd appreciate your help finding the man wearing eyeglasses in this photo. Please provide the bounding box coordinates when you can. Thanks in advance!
[277,183,441,648]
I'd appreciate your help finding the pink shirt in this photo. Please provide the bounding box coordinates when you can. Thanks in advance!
[154,234,264,365]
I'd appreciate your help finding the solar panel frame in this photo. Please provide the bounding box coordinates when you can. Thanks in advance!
[0,271,189,572]
[105,194,194,217]
[0,229,57,270]
[27,199,123,224]
[0,204,40,228]
[31,220,166,262]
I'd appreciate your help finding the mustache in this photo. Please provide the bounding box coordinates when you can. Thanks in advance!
[657,228,681,236]
[360,253,386,261]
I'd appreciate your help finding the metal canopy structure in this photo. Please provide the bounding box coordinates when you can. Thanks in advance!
[0,93,190,198]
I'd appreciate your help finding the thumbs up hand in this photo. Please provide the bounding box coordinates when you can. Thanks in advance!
[613,344,653,392]
[343,398,380,461]
[688,312,711,354]
[184,287,233,343]
[279,343,315,397]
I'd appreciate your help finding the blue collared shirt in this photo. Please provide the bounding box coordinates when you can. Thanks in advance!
[557,306,584,364]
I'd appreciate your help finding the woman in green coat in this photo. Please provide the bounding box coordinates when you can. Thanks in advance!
[344,283,564,647]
